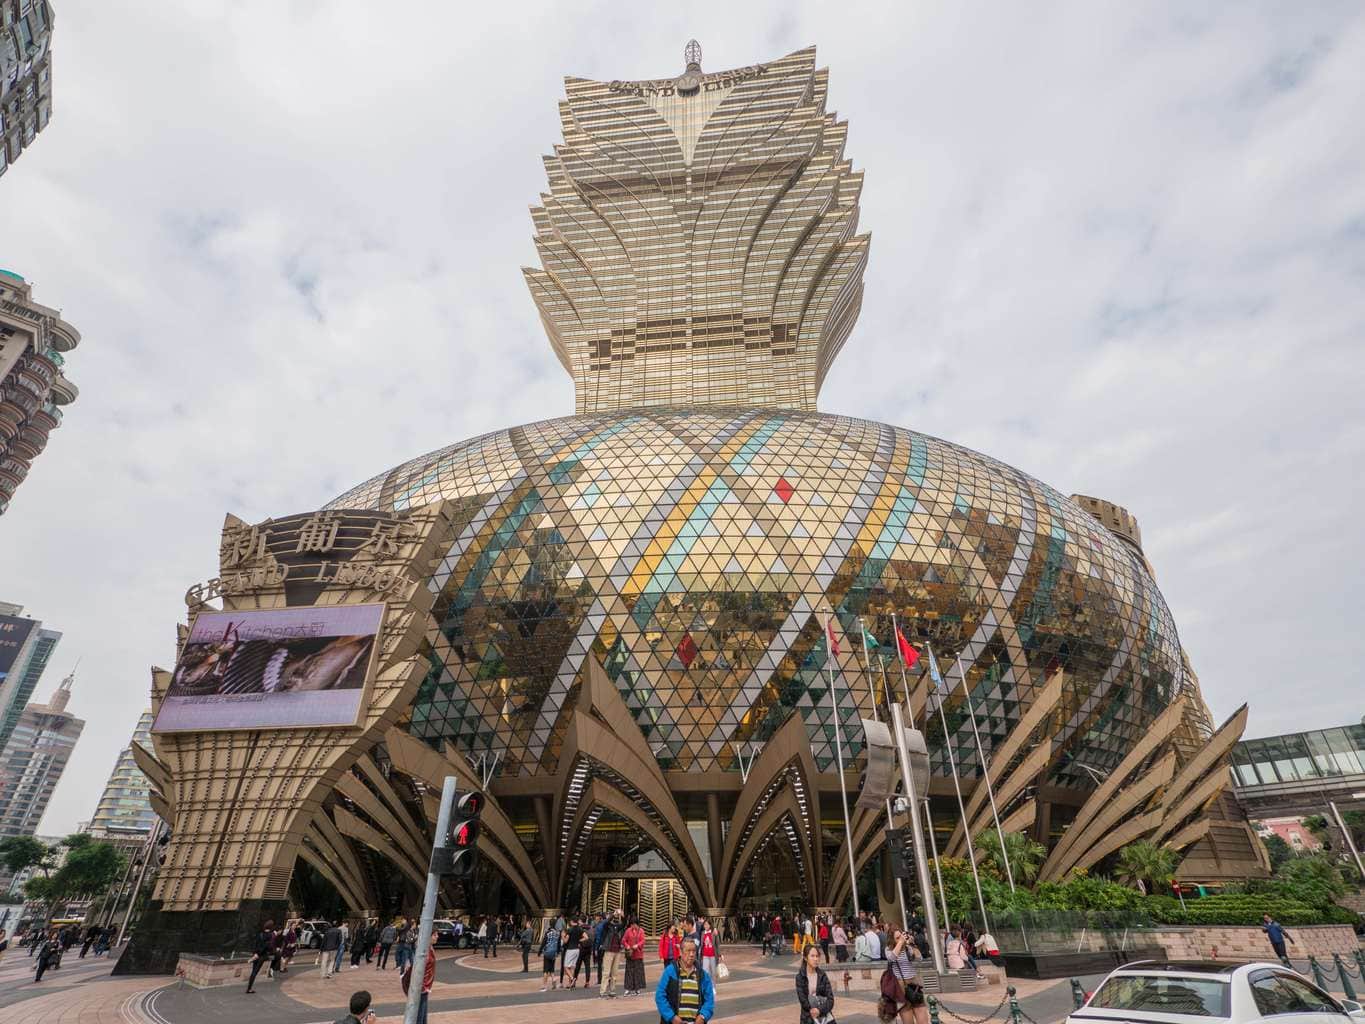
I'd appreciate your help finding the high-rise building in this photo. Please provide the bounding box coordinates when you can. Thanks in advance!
[0,1,55,179]
[88,709,157,838]
[0,600,60,752]
[0,269,81,515]
[0,669,82,839]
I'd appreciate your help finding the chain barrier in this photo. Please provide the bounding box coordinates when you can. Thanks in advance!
[928,988,1010,1024]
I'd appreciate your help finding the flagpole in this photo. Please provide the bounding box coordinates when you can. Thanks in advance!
[927,644,991,937]
[826,615,861,919]
[859,618,910,930]
[891,612,912,718]
[921,786,953,942]
[955,654,1016,893]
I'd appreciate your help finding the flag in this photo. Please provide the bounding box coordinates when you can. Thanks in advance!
[894,627,920,668]
[826,618,840,657]
[925,645,951,704]
[676,633,698,668]
[862,626,880,650]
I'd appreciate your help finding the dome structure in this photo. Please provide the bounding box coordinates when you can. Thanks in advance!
[328,406,1186,795]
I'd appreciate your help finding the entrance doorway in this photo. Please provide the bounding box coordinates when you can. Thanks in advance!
[581,874,688,934]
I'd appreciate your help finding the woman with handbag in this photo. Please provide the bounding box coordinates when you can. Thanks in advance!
[796,943,836,1024]
[878,930,928,1024]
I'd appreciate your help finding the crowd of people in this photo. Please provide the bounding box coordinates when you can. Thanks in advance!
[5,921,121,982]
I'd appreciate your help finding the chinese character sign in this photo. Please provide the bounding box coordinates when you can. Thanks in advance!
[0,614,38,684]
[152,604,386,733]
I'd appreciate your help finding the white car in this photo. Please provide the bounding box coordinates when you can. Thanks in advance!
[1067,961,1365,1024]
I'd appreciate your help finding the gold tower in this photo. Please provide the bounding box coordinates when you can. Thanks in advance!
[524,43,868,414]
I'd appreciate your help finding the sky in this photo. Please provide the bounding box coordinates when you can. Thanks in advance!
[1,1,1362,836]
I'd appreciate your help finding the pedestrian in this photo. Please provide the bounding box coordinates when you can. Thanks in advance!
[660,921,677,972]
[337,989,375,1024]
[0,926,8,964]
[832,920,847,963]
[973,928,1000,967]
[540,917,561,991]
[320,921,341,980]
[854,923,873,980]
[655,935,715,1024]
[599,908,625,997]
[1261,914,1293,961]
[34,931,61,983]
[377,920,397,970]
[562,916,583,987]
[401,944,436,1024]
[700,918,719,980]
[245,919,275,993]
[623,913,646,996]
[335,920,350,976]
[478,917,489,957]
[79,924,97,958]
[281,923,298,972]
[518,917,534,973]
[945,928,968,971]
[395,920,414,975]
[573,917,594,988]
[797,942,835,1023]
[882,929,928,1024]
[269,924,284,979]
[592,912,607,986]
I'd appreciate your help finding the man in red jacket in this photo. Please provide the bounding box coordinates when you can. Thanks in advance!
[401,944,436,1024]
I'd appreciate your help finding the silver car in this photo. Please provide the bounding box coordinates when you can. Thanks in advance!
[1067,961,1365,1024]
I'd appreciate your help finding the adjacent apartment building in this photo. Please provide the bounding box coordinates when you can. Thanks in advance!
[0,270,81,515]
[0,600,60,751]
[0,669,82,839]
[88,710,157,839]
[0,1,55,179]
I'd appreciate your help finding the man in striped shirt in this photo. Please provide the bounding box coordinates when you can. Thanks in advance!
[654,935,715,1024]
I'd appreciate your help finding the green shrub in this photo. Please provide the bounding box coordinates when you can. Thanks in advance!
[1142,894,1358,927]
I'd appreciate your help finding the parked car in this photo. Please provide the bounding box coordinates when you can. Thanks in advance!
[295,919,333,949]
[432,919,458,948]
[1067,961,1365,1024]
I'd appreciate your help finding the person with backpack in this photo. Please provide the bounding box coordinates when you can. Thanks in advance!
[539,918,561,991]
[818,917,831,963]
[655,935,715,1024]
[796,942,836,1024]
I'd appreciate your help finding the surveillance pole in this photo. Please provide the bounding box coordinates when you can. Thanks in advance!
[889,700,947,975]
[405,776,457,1024]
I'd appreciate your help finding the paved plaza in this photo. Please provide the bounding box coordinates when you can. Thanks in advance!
[0,943,1098,1024]
[5,942,1362,1023]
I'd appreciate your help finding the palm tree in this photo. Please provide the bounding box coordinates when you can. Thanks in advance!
[975,830,1047,884]
[1116,840,1178,893]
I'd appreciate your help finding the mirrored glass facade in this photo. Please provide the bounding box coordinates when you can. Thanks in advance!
[1231,725,1365,788]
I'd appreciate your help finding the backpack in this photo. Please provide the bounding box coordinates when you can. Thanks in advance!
[542,928,560,956]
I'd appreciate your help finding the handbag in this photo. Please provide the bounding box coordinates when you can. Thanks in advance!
[716,959,730,980]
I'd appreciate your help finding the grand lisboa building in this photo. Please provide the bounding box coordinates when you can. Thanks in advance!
[126,43,1264,969]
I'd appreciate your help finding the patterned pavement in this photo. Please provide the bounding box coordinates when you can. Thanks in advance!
[6,942,1359,1023]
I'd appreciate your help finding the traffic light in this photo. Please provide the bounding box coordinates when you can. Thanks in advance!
[446,789,483,878]
[857,718,897,810]
[886,827,915,879]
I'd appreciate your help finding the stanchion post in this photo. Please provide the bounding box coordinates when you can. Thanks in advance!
[1354,948,1365,979]
[1008,984,1022,1024]
[1334,953,1358,1001]
[927,994,941,1024]
[1310,955,1329,990]
[1070,977,1087,1009]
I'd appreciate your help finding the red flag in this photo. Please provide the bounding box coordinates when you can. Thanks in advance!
[895,627,920,669]
[676,633,698,668]
[826,618,840,657]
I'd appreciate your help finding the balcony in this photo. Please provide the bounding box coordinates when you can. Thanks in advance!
[18,421,49,454]
[8,432,39,461]
[49,373,77,405]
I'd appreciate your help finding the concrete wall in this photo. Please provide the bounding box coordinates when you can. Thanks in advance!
[1149,924,1360,961]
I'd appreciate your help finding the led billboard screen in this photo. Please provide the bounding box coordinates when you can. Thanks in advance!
[152,603,385,733]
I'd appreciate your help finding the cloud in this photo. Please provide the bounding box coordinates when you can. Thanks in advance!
[1,0,1362,833]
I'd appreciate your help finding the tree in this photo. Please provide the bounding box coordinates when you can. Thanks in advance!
[0,834,57,879]
[1115,840,1178,893]
[975,830,1047,884]
[22,834,127,924]
[1261,834,1295,873]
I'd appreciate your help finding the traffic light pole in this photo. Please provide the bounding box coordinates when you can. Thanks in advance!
[405,776,457,1024]
[889,700,947,975]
